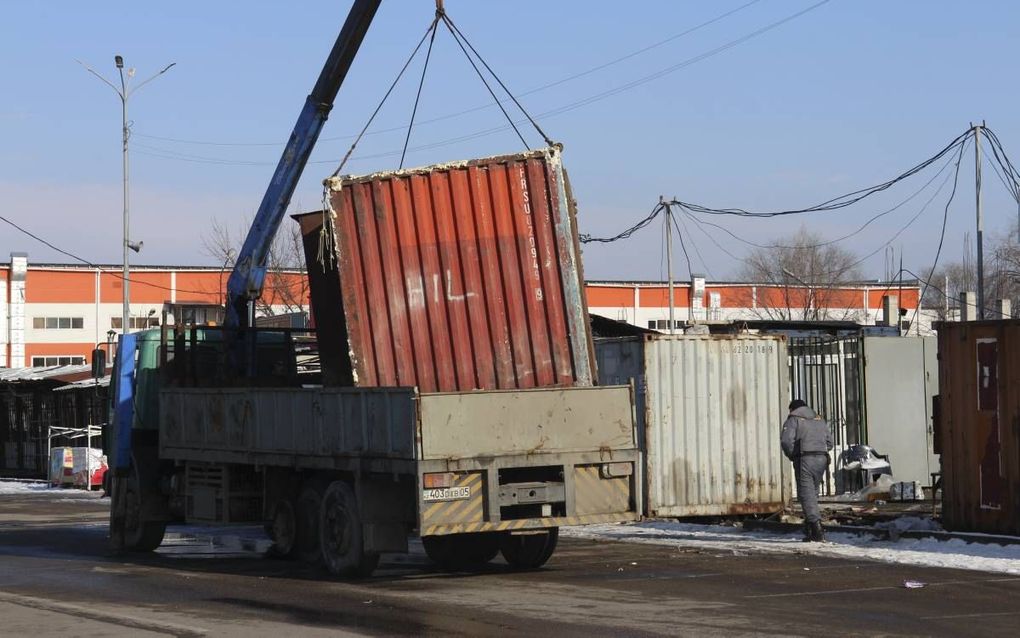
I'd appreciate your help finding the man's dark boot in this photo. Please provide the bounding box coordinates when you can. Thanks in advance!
[811,521,825,542]
[801,522,813,542]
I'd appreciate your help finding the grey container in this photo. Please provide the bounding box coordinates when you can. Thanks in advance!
[596,334,790,517]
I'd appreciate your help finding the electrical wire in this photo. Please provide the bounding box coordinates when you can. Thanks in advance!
[132,1,833,167]
[909,136,968,331]
[0,214,291,297]
[132,0,766,148]
[671,129,972,218]
[580,202,664,243]
[683,148,960,250]
[986,151,1019,205]
[672,209,708,279]
[670,139,965,285]
[680,209,744,261]
[982,126,1020,202]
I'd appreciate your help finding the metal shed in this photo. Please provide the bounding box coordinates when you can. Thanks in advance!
[934,320,1020,535]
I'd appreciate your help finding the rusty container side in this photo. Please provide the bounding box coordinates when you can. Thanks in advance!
[298,147,594,393]
[935,320,1020,535]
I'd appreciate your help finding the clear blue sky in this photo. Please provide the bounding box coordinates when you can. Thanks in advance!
[2,0,1018,281]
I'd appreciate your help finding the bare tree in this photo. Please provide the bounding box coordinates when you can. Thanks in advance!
[925,228,1020,320]
[738,226,864,321]
[202,217,309,318]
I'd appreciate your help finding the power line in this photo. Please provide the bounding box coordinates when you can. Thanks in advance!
[684,148,961,251]
[580,202,664,244]
[910,136,969,331]
[672,128,972,218]
[653,136,967,285]
[672,210,707,279]
[0,213,297,297]
[132,0,833,167]
[132,0,767,148]
[679,210,744,261]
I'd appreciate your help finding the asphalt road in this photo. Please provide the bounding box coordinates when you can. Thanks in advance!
[1,490,1019,637]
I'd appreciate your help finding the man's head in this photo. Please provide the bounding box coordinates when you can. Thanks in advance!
[789,399,808,412]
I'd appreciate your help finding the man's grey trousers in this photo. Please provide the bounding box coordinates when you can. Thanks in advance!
[795,454,829,523]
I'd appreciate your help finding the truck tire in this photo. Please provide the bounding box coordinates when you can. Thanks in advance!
[319,480,379,578]
[123,482,167,552]
[295,480,326,564]
[423,533,500,571]
[500,528,558,570]
[110,457,166,553]
[265,499,297,558]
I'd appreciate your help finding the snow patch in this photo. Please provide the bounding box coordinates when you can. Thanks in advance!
[0,480,95,498]
[0,480,57,494]
[563,520,1020,576]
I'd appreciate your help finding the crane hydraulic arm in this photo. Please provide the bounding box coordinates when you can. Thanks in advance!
[224,0,382,329]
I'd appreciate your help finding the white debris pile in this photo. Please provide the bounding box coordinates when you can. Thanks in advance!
[562,520,1020,576]
[874,516,943,534]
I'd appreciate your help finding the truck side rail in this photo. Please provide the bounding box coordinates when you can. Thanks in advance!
[159,387,417,471]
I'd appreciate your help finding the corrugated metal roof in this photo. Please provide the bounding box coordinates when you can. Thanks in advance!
[0,365,92,382]
[52,376,111,391]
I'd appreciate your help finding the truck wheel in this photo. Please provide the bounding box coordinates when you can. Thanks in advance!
[295,480,326,564]
[110,463,166,553]
[123,483,167,552]
[500,528,558,570]
[423,533,500,571]
[265,499,297,558]
[319,481,379,578]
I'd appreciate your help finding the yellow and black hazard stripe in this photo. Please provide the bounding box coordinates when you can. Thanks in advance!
[421,511,638,537]
[573,464,632,516]
[420,472,485,527]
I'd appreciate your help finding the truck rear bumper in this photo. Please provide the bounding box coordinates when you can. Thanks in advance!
[418,449,642,537]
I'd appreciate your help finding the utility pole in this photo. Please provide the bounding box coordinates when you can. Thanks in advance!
[944,273,950,321]
[661,196,675,334]
[79,56,174,335]
[974,122,985,320]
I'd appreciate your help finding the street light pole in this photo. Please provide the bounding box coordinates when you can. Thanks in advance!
[79,56,175,335]
[117,56,130,337]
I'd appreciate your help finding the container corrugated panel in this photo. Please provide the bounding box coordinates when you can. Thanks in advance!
[596,334,789,517]
[159,387,417,460]
[296,147,594,393]
[935,320,1020,535]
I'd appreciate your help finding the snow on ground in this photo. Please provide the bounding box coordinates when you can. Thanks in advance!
[0,480,94,497]
[562,520,1020,576]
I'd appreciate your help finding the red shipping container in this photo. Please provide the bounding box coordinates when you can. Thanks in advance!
[296,147,596,393]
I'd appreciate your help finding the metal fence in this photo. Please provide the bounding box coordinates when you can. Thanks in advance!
[788,335,865,495]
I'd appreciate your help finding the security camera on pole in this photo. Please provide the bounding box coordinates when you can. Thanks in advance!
[78,55,174,334]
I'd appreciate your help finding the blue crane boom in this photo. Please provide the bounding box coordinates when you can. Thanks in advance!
[224,0,382,329]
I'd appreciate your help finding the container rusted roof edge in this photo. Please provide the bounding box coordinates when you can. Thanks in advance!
[323,145,564,190]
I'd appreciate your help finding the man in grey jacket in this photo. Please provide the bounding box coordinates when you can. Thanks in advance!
[781,400,834,542]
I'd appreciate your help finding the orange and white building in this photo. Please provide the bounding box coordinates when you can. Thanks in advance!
[0,254,307,368]
[1,254,923,368]
[585,278,923,332]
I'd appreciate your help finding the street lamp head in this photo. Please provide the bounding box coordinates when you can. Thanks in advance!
[115,55,124,69]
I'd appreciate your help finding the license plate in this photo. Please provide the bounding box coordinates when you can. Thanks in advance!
[423,486,471,502]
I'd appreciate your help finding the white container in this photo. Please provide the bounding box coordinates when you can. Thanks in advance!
[596,334,790,517]
[50,447,106,488]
